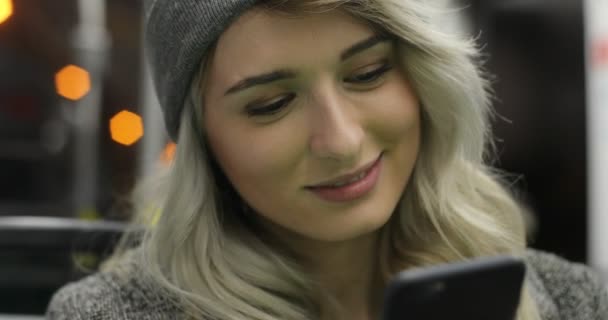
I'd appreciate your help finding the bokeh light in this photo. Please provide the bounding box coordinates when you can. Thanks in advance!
[55,65,91,101]
[593,39,608,66]
[109,110,143,146]
[160,142,176,165]
[0,0,13,25]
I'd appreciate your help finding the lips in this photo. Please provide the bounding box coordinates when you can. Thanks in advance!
[307,153,382,188]
[306,153,383,202]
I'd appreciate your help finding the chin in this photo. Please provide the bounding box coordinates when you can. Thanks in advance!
[312,210,393,243]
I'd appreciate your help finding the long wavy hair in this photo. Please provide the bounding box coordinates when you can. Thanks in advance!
[109,0,541,319]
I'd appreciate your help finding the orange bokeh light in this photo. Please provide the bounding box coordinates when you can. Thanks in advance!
[55,65,91,101]
[0,0,13,25]
[110,110,144,146]
[160,142,177,165]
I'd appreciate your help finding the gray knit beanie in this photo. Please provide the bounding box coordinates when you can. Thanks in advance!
[144,0,258,141]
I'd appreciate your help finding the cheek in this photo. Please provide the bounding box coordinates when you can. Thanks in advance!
[365,74,421,142]
[203,110,303,205]
[205,120,265,192]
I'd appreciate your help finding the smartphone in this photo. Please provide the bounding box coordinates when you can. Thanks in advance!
[381,255,526,320]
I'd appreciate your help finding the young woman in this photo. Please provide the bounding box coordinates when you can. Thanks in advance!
[47,1,607,319]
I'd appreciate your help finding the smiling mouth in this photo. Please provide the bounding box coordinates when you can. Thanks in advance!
[304,153,383,202]
[306,153,383,189]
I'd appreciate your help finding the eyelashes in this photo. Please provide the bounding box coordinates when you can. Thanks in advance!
[245,93,296,117]
[344,61,393,84]
[245,61,393,117]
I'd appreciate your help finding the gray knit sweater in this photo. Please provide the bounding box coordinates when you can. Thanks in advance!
[46,250,608,319]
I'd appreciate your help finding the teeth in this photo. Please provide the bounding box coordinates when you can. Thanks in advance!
[328,170,367,187]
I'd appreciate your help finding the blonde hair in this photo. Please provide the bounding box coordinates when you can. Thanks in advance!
[109,0,541,319]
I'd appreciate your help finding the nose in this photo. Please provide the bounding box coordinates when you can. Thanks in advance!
[308,86,364,164]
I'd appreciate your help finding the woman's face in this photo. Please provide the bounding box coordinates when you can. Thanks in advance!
[203,8,420,244]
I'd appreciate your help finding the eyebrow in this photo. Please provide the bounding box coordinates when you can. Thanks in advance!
[340,34,391,61]
[224,34,391,96]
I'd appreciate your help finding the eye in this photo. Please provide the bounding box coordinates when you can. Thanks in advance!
[245,93,296,117]
[344,61,393,85]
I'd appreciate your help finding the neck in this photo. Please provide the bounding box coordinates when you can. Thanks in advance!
[266,226,385,320]
[313,233,384,320]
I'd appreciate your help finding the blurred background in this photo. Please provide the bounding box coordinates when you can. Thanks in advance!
[0,0,606,317]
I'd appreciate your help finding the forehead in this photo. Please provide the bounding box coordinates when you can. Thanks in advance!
[209,8,377,81]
